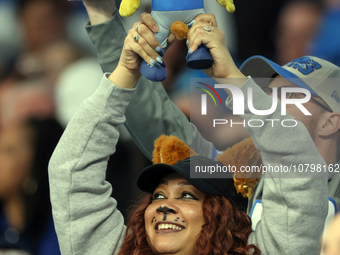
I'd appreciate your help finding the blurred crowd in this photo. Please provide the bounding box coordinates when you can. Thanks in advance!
[0,0,339,254]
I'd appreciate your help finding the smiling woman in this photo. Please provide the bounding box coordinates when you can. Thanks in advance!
[119,177,206,254]
[142,175,206,255]
[118,159,257,255]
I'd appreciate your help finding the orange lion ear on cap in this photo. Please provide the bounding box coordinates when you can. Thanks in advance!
[152,135,198,165]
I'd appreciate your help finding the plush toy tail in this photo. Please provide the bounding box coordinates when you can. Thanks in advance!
[170,21,189,40]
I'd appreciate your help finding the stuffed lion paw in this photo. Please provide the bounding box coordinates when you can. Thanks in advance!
[217,0,236,13]
[119,0,141,17]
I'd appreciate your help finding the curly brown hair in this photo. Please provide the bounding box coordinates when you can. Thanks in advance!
[117,193,260,255]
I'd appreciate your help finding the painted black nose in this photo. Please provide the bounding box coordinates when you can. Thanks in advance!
[156,206,176,214]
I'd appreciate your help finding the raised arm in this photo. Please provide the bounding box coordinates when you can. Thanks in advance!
[82,0,214,159]
[49,75,129,254]
[48,36,144,253]
[225,81,328,254]
[185,15,328,253]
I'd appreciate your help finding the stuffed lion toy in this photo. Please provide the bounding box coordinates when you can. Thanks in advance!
[119,0,236,82]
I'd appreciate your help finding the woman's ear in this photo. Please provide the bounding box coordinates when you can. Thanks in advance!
[319,112,340,136]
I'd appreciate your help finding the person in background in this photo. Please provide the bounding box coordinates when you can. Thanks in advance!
[0,117,63,254]
[308,0,340,67]
[275,0,322,65]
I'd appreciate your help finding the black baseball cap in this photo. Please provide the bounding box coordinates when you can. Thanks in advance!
[136,156,248,212]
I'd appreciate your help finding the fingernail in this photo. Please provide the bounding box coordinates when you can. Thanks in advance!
[188,19,195,28]
[188,48,193,55]
[150,59,161,68]
[155,46,163,56]
[156,56,165,67]
[152,25,158,32]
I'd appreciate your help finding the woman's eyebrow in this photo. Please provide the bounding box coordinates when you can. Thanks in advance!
[178,181,191,186]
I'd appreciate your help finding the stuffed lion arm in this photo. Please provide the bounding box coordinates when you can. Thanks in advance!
[119,0,236,17]
[119,0,141,17]
[217,0,236,13]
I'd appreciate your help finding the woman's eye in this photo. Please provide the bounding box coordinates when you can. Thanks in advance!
[152,193,166,200]
[181,192,199,200]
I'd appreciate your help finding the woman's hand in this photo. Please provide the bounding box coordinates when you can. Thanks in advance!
[120,12,176,69]
[119,21,161,72]
[187,14,246,80]
[110,17,164,88]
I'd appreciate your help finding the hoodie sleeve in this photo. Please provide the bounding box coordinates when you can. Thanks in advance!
[226,78,328,255]
[48,74,134,255]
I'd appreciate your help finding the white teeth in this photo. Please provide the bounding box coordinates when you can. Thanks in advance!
[157,223,182,230]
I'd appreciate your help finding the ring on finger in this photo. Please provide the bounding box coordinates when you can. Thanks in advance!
[134,34,142,43]
[204,26,212,33]
[135,22,141,32]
